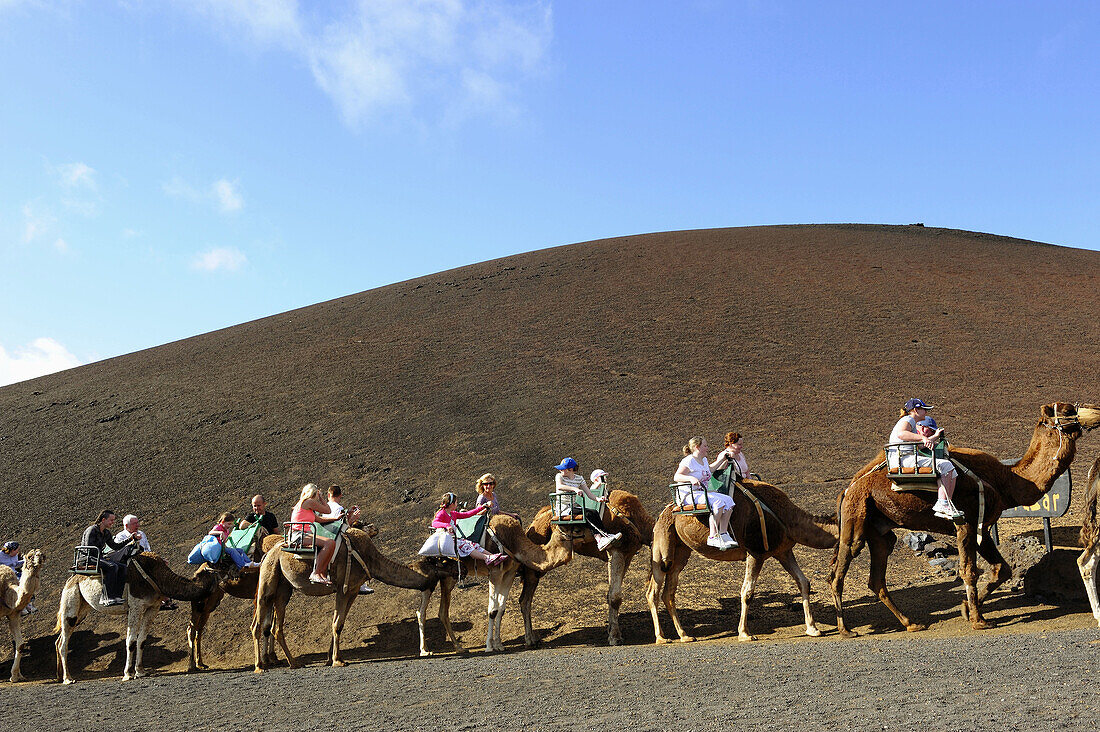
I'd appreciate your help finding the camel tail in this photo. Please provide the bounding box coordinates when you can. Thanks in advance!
[1079,456,1100,552]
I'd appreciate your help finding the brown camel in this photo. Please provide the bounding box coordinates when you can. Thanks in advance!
[830,402,1100,636]
[1,549,43,682]
[1077,455,1100,626]
[519,490,654,647]
[647,481,836,643]
[187,531,284,672]
[55,551,237,683]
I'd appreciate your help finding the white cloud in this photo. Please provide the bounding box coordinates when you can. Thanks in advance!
[182,0,552,127]
[192,246,248,272]
[21,202,52,243]
[0,337,82,387]
[213,178,243,212]
[55,161,97,189]
[53,237,69,253]
[163,176,245,213]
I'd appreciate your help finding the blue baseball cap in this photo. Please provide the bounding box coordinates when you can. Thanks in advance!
[553,457,578,471]
[917,416,938,429]
[904,398,934,411]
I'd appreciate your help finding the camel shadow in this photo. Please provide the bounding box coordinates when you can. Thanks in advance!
[47,628,189,683]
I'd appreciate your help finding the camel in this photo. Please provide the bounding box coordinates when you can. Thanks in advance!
[647,480,837,643]
[1077,455,1100,626]
[519,489,654,647]
[830,402,1100,636]
[55,551,237,683]
[187,530,283,672]
[1,549,43,682]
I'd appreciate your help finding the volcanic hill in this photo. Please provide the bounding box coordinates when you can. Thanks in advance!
[2,224,1099,677]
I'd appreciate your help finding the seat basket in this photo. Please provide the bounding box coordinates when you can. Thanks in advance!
[282,522,317,555]
[549,492,588,526]
[669,482,713,515]
[884,441,947,483]
[72,546,101,576]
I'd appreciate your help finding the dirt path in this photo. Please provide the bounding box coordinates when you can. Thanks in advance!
[8,619,1100,732]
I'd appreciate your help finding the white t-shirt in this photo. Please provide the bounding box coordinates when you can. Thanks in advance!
[676,455,711,486]
[554,473,588,516]
[114,528,152,552]
[889,416,918,444]
[323,500,346,522]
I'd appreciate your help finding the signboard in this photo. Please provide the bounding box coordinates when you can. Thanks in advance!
[998,461,1071,519]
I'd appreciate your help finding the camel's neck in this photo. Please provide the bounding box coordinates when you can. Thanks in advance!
[10,567,39,611]
[355,534,432,590]
[1003,423,1077,509]
[146,556,217,600]
[515,528,574,572]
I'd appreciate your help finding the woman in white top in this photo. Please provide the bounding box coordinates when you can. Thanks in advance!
[552,457,622,551]
[674,437,738,550]
[723,432,751,481]
[888,398,962,520]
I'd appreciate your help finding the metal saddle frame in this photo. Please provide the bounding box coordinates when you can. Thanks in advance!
[72,546,102,576]
[550,480,608,537]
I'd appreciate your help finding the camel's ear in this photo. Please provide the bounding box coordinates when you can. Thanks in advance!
[1041,404,1055,419]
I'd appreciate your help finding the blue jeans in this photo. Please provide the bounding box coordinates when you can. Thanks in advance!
[224,546,252,568]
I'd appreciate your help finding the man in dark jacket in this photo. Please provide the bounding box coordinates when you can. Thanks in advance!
[80,510,141,606]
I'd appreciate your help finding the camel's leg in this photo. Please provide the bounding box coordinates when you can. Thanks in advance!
[56,585,88,684]
[329,591,355,667]
[251,590,273,673]
[417,587,435,657]
[133,603,158,678]
[661,541,694,643]
[955,523,987,629]
[606,548,632,646]
[122,601,143,681]
[867,531,921,632]
[646,549,670,644]
[519,567,542,648]
[9,615,24,682]
[486,564,517,652]
[829,514,864,638]
[776,549,821,637]
[272,582,297,668]
[736,553,764,641]
[976,534,1013,604]
[188,593,220,672]
[1078,548,1100,626]
[438,575,463,655]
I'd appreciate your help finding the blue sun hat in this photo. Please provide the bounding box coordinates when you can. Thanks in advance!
[917,416,938,430]
[553,457,578,471]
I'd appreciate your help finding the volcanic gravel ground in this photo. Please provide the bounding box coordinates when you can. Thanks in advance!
[6,626,1100,732]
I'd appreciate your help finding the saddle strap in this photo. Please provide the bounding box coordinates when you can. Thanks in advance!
[733,480,781,552]
[950,458,988,545]
[131,557,163,598]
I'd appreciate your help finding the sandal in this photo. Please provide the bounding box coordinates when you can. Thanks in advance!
[309,572,333,585]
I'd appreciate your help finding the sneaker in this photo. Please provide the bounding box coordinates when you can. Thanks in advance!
[595,532,622,551]
[19,607,30,616]
[719,533,739,549]
[934,500,965,521]
[100,597,125,607]
[309,573,332,585]
[26,602,36,613]
[484,553,506,566]
[160,600,178,611]
[359,584,374,595]
[706,535,725,549]
[244,561,262,569]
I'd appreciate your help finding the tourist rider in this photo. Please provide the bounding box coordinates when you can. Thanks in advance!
[322,485,373,594]
[723,432,752,481]
[115,515,177,609]
[239,494,278,533]
[80,510,142,606]
[474,473,521,521]
[1,541,35,614]
[552,457,622,551]
[419,492,506,566]
[289,483,360,584]
[674,437,738,550]
[889,398,963,520]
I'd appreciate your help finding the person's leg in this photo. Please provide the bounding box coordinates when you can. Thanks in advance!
[101,561,125,602]
[315,537,336,576]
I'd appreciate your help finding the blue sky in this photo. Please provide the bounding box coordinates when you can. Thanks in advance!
[2,1,1099,385]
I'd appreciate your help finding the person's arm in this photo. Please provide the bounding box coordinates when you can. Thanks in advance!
[102,529,124,550]
[709,450,733,471]
[673,463,701,485]
[431,509,452,529]
[555,474,582,494]
[892,417,923,443]
[239,514,254,529]
[453,506,486,519]
[574,476,605,503]
[302,498,330,514]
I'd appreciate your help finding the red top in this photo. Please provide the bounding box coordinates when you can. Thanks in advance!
[290,506,316,524]
[432,506,482,530]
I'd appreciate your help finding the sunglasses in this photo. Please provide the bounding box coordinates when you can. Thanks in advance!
[482,482,496,487]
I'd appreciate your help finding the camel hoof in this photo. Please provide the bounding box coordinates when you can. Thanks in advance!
[805,626,822,638]
[287,661,302,669]
[333,660,347,667]
[420,650,434,657]
[679,635,696,643]
[122,675,132,682]
[906,623,926,633]
[738,634,757,642]
[972,619,991,630]
[10,676,24,683]
[654,636,671,645]
[63,678,75,685]
[253,667,265,674]
[838,628,859,639]
[608,637,622,647]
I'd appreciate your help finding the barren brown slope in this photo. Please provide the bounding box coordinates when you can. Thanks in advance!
[2,224,1099,678]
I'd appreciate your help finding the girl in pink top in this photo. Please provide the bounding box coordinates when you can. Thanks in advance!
[289,483,360,584]
[419,492,506,565]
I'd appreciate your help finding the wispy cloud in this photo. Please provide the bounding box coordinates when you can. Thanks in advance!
[0,337,82,387]
[192,246,248,272]
[183,0,552,127]
[21,202,53,243]
[55,161,97,189]
[164,175,245,213]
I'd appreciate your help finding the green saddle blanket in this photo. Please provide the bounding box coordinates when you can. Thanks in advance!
[454,513,488,543]
[708,466,739,496]
[227,523,261,551]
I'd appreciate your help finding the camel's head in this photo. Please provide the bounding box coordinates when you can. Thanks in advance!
[1039,402,1095,438]
[22,549,42,574]
[364,522,379,539]
[200,554,240,583]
